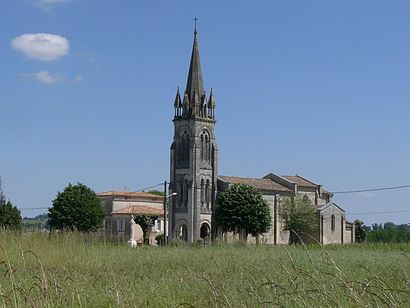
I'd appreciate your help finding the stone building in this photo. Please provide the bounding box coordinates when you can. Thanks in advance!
[168,26,217,242]
[168,26,354,245]
[98,191,165,245]
[218,174,355,244]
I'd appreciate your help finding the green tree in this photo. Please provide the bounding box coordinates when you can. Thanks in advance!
[48,183,104,232]
[0,178,22,230]
[354,219,367,243]
[279,195,318,244]
[372,223,382,231]
[134,214,158,244]
[214,184,271,240]
[0,200,22,231]
[383,222,396,230]
[365,222,410,243]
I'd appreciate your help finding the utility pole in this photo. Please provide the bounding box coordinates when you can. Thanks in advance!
[163,180,167,245]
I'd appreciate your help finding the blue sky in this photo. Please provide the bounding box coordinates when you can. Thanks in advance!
[1,0,409,225]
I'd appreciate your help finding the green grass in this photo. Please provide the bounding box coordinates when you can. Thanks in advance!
[0,232,409,307]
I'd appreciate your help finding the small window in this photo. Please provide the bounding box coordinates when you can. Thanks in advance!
[117,218,125,232]
[331,215,335,232]
[155,219,161,231]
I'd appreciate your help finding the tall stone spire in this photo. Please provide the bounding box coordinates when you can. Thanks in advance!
[185,23,205,104]
[169,21,218,243]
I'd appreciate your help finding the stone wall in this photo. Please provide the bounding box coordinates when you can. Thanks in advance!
[320,205,344,244]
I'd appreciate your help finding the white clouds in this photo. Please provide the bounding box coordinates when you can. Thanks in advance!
[11,33,69,61]
[34,71,63,84]
[12,32,85,85]
[24,71,83,85]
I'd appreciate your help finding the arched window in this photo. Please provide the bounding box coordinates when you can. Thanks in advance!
[200,134,204,161]
[179,182,183,208]
[205,179,210,207]
[200,223,210,240]
[200,132,210,163]
[178,224,188,241]
[331,215,335,232]
[184,135,190,161]
[200,179,204,206]
[184,179,189,207]
[205,135,209,162]
[181,135,186,161]
[178,137,184,160]
[178,131,190,167]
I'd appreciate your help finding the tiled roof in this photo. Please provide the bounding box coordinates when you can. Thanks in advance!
[218,176,291,192]
[111,205,164,216]
[281,175,318,188]
[97,191,163,200]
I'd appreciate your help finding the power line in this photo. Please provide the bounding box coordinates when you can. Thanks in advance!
[332,184,410,194]
[346,209,410,215]
[19,207,49,210]
[16,182,410,214]
[17,182,166,211]
[136,182,164,192]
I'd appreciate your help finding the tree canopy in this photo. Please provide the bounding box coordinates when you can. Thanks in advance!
[0,179,22,230]
[48,183,105,232]
[214,184,271,239]
[365,221,410,243]
[134,214,158,244]
[354,219,367,243]
[279,195,317,244]
[0,200,22,231]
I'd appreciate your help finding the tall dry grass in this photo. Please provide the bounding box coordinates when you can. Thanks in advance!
[0,231,409,307]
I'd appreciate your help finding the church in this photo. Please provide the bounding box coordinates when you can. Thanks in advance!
[168,26,355,245]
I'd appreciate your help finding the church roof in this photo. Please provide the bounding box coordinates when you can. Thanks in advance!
[111,205,164,216]
[185,30,205,103]
[97,191,163,201]
[218,176,291,192]
[281,175,318,188]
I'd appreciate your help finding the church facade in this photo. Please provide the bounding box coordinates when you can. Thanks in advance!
[168,28,354,244]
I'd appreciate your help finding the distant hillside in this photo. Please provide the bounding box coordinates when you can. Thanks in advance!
[22,213,48,230]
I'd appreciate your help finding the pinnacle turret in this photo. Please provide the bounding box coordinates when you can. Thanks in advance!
[208,88,215,108]
[174,87,181,108]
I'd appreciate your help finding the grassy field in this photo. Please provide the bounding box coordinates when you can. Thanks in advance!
[0,232,409,307]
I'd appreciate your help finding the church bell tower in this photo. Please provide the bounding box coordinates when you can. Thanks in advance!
[169,25,218,243]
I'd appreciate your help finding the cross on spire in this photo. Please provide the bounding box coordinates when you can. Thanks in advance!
[194,17,198,36]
